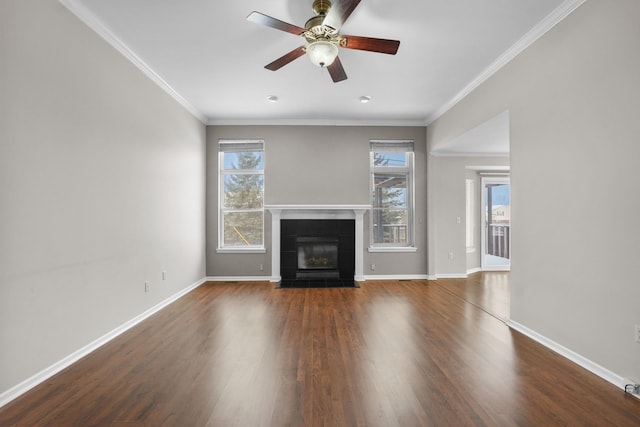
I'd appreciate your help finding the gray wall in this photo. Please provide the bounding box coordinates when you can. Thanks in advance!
[428,0,640,382]
[0,1,206,395]
[206,125,427,277]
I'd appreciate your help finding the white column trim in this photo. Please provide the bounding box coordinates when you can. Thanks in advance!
[270,209,282,282]
[354,209,366,281]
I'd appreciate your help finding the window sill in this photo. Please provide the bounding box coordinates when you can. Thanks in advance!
[216,247,267,254]
[368,246,418,253]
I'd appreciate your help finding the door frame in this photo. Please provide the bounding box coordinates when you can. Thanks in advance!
[481,176,511,271]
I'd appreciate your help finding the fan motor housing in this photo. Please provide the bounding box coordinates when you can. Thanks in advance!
[304,15,325,31]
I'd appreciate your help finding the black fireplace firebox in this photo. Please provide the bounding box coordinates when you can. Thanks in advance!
[296,237,340,279]
[280,219,355,285]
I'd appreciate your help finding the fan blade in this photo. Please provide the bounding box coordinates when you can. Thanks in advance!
[265,46,307,71]
[247,11,307,36]
[322,0,361,31]
[327,56,348,83]
[340,35,400,55]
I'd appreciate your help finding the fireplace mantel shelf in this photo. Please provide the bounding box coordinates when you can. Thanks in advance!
[266,205,369,282]
[265,204,370,213]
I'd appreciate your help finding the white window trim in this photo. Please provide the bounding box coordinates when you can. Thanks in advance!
[216,247,267,254]
[369,140,416,250]
[466,178,476,253]
[217,139,265,252]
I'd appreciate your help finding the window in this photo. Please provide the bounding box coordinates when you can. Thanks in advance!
[218,140,264,251]
[466,179,475,252]
[370,140,414,249]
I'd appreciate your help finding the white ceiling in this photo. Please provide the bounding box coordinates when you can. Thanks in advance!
[63,0,577,129]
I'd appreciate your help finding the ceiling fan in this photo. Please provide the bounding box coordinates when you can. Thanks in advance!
[247,0,400,83]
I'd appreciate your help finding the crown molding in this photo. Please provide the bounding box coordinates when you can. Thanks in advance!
[425,0,587,126]
[59,0,208,124]
[207,118,428,127]
[429,151,510,158]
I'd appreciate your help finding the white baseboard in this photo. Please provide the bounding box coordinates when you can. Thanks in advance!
[206,276,275,282]
[362,274,429,281]
[206,275,434,282]
[507,320,636,395]
[0,277,207,409]
[434,273,469,279]
[482,266,510,272]
[466,267,482,275]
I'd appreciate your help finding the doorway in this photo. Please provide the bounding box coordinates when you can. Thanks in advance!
[481,177,510,271]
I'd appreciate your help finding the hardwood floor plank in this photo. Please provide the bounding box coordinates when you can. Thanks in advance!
[1,276,639,426]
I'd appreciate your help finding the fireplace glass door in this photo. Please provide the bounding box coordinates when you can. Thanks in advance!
[296,237,340,279]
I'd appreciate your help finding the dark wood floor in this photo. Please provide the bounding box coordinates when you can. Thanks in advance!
[431,272,510,321]
[2,273,639,426]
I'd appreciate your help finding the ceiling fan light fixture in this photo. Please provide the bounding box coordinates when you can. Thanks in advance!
[306,41,338,68]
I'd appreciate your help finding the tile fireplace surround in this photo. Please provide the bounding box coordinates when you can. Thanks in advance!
[265,205,370,282]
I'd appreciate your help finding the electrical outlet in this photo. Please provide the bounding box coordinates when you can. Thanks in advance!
[635,325,640,343]
[624,381,640,397]
[370,264,376,271]
[145,281,150,293]
[448,251,454,260]
[259,264,264,271]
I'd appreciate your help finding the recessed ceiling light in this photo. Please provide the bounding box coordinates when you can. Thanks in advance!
[266,95,279,102]
[359,95,372,103]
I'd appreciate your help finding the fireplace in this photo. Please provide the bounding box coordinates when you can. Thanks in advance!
[265,204,369,282]
[296,237,340,279]
[280,219,355,282]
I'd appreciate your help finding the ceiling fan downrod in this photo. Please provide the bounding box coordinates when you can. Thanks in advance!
[312,0,332,16]
[306,0,333,31]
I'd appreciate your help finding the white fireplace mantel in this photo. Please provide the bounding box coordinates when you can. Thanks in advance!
[265,205,370,282]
